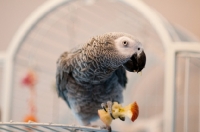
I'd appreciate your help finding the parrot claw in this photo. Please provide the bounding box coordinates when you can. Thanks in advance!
[101,103,107,112]
[100,125,112,132]
[107,126,112,132]
[119,116,125,121]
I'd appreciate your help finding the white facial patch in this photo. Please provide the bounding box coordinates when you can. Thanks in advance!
[114,36,143,58]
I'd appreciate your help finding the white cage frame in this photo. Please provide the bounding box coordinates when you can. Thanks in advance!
[0,0,199,132]
[0,121,109,132]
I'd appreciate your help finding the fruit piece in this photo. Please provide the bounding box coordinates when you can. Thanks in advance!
[98,102,139,126]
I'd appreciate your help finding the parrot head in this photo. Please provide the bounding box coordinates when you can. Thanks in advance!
[114,33,146,72]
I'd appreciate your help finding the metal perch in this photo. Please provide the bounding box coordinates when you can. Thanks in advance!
[0,121,109,132]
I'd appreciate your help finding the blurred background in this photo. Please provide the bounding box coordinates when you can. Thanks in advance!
[0,0,200,132]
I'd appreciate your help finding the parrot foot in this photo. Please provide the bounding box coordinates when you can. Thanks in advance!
[101,101,115,119]
[106,125,112,132]
[101,101,126,122]
[100,125,112,132]
[84,124,111,132]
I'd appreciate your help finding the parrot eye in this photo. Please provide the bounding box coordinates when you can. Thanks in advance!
[123,41,128,46]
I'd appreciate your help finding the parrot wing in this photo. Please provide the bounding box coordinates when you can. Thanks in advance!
[115,66,127,88]
[56,51,72,108]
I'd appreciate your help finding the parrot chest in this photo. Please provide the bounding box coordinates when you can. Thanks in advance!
[67,75,124,114]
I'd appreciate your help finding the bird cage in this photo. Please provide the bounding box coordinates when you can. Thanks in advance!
[0,0,200,132]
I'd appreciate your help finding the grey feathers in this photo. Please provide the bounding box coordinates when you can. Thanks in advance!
[56,32,146,125]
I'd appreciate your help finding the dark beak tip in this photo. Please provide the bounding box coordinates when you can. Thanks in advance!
[123,51,146,72]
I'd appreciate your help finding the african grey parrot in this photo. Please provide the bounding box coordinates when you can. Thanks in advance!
[56,32,146,130]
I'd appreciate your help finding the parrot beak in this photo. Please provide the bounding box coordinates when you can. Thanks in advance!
[123,51,146,72]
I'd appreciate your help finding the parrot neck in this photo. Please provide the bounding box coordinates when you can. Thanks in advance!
[71,48,125,84]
